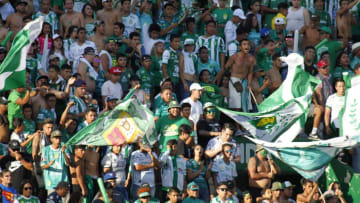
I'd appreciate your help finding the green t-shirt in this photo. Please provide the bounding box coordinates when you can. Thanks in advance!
[40,144,69,190]
[262,0,288,28]
[136,67,155,92]
[154,100,169,118]
[24,119,36,136]
[0,143,7,156]
[316,40,342,73]
[256,48,273,71]
[8,90,25,129]
[37,108,56,123]
[153,93,177,110]
[26,57,39,87]
[351,4,360,36]
[313,9,331,27]
[119,68,134,93]
[181,31,200,47]
[155,115,193,152]
[17,195,40,203]
[183,197,204,203]
[333,66,354,80]
[211,8,232,38]
[151,55,163,87]
[162,47,180,83]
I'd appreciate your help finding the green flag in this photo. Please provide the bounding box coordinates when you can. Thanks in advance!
[0,17,44,91]
[66,97,157,146]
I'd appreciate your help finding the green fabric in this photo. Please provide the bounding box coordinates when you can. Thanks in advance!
[211,8,232,38]
[37,107,56,123]
[0,31,12,47]
[119,68,134,93]
[186,159,208,188]
[163,47,180,84]
[313,9,332,27]
[23,118,36,136]
[171,155,178,188]
[256,48,273,71]
[17,195,40,203]
[183,197,204,203]
[315,40,342,73]
[155,116,193,152]
[333,66,354,80]
[199,82,224,120]
[151,55,163,87]
[262,0,288,28]
[351,4,360,35]
[8,90,25,129]
[180,31,199,48]
[0,143,7,156]
[136,67,155,92]
[154,101,169,118]
[26,57,38,87]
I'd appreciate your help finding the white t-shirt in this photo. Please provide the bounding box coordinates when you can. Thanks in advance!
[122,13,140,38]
[326,93,345,128]
[224,20,237,49]
[101,80,123,100]
[211,158,237,183]
[180,97,202,124]
[130,150,158,187]
[69,40,97,72]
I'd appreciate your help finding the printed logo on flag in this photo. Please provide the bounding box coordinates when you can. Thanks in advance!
[250,116,277,130]
[103,111,144,145]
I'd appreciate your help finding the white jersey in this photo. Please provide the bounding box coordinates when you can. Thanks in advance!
[101,152,127,186]
[224,21,237,49]
[195,35,225,63]
[159,150,186,192]
[211,158,237,183]
[326,93,345,128]
[182,50,196,75]
[130,150,158,187]
[206,136,241,161]
[122,13,140,38]
[286,7,305,31]
[69,40,97,72]
[101,80,123,100]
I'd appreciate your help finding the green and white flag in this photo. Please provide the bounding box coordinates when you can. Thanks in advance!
[66,96,157,146]
[340,81,360,137]
[0,17,44,91]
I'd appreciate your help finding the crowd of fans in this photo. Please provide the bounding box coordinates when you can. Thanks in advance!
[0,0,359,202]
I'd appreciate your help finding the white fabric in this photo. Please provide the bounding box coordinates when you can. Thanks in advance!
[159,150,186,191]
[286,7,305,31]
[122,13,140,38]
[181,97,203,124]
[79,57,98,80]
[130,150,158,187]
[101,80,123,100]
[99,50,113,71]
[224,21,237,50]
[101,152,127,185]
[182,51,196,75]
[229,77,242,109]
[326,93,345,128]
[211,158,237,183]
[69,40,97,72]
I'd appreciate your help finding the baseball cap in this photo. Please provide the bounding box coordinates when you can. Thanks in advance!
[323,190,335,200]
[255,144,264,153]
[352,42,360,52]
[271,182,283,191]
[106,95,118,102]
[74,80,86,88]
[103,172,116,181]
[311,14,320,20]
[184,39,195,46]
[102,0,111,3]
[160,77,172,86]
[233,9,246,20]
[187,182,199,190]
[110,67,122,74]
[83,47,95,55]
[260,28,270,38]
[16,0,27,6]
[36,75,49,82]
[317,60,328,69]
[168,100,180,110]
[51,130,62,138]
[142,55,152,61]
[53,34,61,40]
[49,54,60,61]
[274,17,285,25]
[0,97,9,105]
[189,83,204,91]
[105,37,115,43]
[55,181,69,189]
[138,191,151,198]
[283,181,296,188]
[285,32,294,38]
[0,46,6,53]
[9,140,20,151]
[319,26,332,34]
[203,102,215,110]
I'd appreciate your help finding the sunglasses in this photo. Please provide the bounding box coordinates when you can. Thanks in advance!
[319,65,328,69]
[140,196,151,199]
[224,149,233,154]
[24,187,32,190]
[206,109,216,114]
[219,188,228,191]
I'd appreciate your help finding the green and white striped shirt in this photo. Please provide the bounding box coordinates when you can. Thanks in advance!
[33,11,58,35]
[210,196,235,203]
[196,35,225,63]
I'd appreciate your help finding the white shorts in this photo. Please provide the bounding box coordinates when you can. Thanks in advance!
[229,77,243,109]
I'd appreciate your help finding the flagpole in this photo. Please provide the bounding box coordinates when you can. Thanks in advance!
[249,89,259,110]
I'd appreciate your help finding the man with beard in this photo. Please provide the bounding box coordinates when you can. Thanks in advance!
[215,39,255,111]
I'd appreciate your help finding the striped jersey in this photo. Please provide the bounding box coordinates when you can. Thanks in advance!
[196,35,225,64]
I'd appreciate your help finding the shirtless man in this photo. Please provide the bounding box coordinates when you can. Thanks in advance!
[215,39,255,111]
[69,145,88,197]
[77,47,97,93]
[265,53,283,93]
[60,0,84,37]
[5,0,26,40]
[89,21,106,52]
[247,145,280,200]
[84,146,100,183]
[96,0,122,37]
[296,179,318,203]
[336,0,359,39]
[299,14,321,48]
[31,82,50,119]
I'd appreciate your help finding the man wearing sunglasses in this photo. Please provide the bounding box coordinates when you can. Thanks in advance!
[210,182,234,203]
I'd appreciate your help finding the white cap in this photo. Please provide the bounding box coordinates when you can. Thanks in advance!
[233,9,246,20]
[184,39,195,46]
[283,181,295,188]
[53,33,61,40]
[352,42,360,52]
[189,83,204,91]
[274,17,285,25]
[102,0,111,2]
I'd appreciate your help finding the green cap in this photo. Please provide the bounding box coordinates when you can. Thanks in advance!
[168,100,180,110]
[51,130,62,137]
[271,181,283,191]
[138,191,151,198]
[105,37,116,43]
[319,26,331,34]
[187,182,199,190]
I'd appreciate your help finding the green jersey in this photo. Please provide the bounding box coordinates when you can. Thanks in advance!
[162,47,180,83]
[351,4,360,36]
[256,47,273,71]
[196,35,225,64]
[37,108,57,124]
[8,90,25,129]
[158,16,180,46]
[41,144,69,190]
[23,119,36,136]
[33,11,58,34]
[119,68,134,92]
[69,95,87,116]
[151,55,163,87]
[136,67,155,92]
[313,9,331,27]
[211,8,232,38]
[17,195,40,203]
[181,31,200,47]
[26,57,39,87]
[153,93,177,110]
[154,101,169,118]
[333,66,354,80]
[156,115,193,152]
